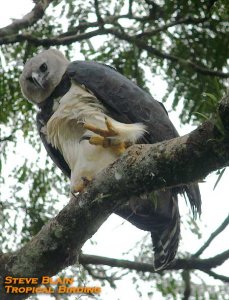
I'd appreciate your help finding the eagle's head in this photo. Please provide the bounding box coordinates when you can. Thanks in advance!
[19,49,69,104]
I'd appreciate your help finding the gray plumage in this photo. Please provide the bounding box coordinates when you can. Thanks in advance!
[20,49,201,270]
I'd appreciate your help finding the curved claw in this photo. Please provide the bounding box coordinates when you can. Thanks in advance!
[89,136,127,155]
[79,135,91,143]
[83,117,118,137]
[72,176,92,193]
[84,117,128,155]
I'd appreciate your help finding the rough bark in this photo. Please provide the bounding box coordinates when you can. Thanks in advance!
[0,94,228,299]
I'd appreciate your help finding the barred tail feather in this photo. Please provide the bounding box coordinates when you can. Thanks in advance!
[116,183,200,271]
[151,196,180,271]
[185,183,202,218]
[116,190,181,271]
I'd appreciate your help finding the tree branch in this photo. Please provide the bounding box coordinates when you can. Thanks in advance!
[202,270,229,283]
[0,134,14,143]
[0,3,227,79]
[1,25,227,79]
[105,28,229,78]
[0,94,229,299]
[83,264,122,287]
[193,214,229,257]
[182,270,191,300]
[128,0,133,16]
[1,248,227,297]
[0,0,54,38]
[79,250,229,273]
[0,28,108,46]
[136,16,209,38]
[94,0,104,25]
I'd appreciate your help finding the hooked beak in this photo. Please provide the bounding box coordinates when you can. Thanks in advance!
[31,72,45,89]
[27,72,48,89]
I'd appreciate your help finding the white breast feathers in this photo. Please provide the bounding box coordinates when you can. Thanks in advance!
[46,82,146,192]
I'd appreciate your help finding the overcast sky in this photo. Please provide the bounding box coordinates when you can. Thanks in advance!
[1,2,228,300]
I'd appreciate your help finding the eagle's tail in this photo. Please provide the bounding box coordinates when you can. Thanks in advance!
[151,182,202,270]
[151,194,180,270]
[115,190,181,271]
[116,183,201,271]
[184,183,202,217]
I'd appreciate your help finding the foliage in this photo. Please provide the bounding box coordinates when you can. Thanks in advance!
[0,0,228,299]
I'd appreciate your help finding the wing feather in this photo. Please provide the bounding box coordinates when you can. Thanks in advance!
[37,113,71,178]
[37,60,201,270]
[67,61,201,213]
[67,61,179,143]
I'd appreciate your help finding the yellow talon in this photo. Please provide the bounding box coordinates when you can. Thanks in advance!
[111,142,127,155]
[73,176,92,193]
[83,117,118,137]
[104,117,117,136]
[89,136,105,146]
[84,117,129,155]
[89,136,127,154]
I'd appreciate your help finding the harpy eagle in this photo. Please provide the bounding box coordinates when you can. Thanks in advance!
[19,49,201,270]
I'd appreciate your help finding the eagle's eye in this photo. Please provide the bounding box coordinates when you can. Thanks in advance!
[39,63,47,73]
